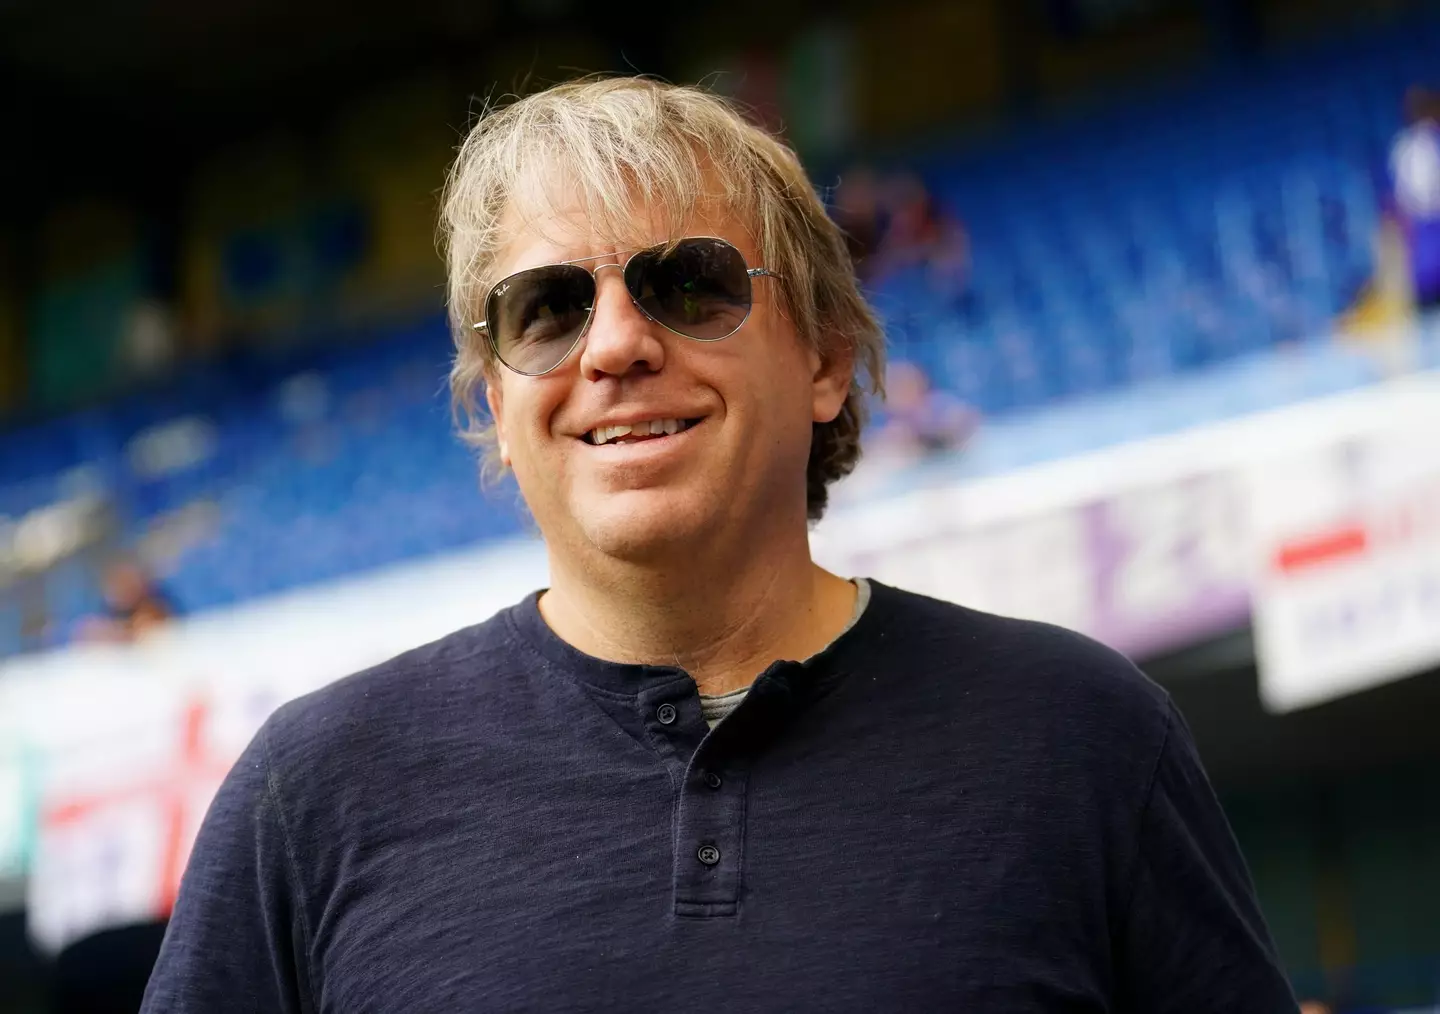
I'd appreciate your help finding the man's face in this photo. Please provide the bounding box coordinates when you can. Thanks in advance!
[484,196,851,565]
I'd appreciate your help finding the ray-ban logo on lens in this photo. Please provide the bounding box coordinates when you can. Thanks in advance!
[497,283,510,296]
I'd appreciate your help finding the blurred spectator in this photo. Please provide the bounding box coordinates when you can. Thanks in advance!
[871,360,978,459]
[831,167,887,276]
[75,557,181,644]
[1297,1001,1331,1014]
[871,173,972,299]
[833,361,978,505]
[122,298,178,382]
[1387,86,1440,310]
[832,168,971,302]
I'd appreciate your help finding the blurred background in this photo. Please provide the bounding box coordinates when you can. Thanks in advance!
[2,0,1440,1010]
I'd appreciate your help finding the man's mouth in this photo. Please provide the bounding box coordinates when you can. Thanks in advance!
[582,418,701,446]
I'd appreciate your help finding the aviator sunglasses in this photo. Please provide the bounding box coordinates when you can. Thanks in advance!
[472,236,777,376]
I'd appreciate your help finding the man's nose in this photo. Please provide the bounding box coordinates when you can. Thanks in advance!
[578,268,667,380]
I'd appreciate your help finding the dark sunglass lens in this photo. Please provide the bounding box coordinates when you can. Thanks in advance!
[625,238,752,341]
[487,265,596,374]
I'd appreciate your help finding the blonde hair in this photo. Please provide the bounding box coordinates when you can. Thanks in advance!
[440,76,885,520]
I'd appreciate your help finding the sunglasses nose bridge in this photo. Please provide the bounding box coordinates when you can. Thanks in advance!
[590,262,661,327]
[585,266,664,336]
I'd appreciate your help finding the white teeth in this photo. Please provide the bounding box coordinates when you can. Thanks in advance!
[588,418,689,445]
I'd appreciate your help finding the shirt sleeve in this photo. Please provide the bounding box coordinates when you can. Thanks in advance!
[1116,700,1299,1014]
[140,724,314,1013]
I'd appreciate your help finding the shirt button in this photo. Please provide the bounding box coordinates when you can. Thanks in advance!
[703,772,723,790]
[656,704,678,725]
[697,844,721,866]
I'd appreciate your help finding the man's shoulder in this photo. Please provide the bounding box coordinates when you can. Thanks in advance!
[866,581,1169,725]
[258,598,530,772]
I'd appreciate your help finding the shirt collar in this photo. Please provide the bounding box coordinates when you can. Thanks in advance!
[505,580,898,698]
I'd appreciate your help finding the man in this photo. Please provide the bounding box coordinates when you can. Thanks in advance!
[142,78,1297,1012]
[76,556,180,644]
[1389,87,1440,311]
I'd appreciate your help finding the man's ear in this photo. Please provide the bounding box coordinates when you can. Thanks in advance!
[485,382,512,467]
[811,339,855,425]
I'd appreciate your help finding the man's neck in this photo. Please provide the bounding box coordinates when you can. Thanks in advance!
[538,531,858,697]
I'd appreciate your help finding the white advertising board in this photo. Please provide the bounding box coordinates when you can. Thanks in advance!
[1248,387,1440,712]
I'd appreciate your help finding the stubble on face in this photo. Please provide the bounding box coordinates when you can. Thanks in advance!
[483,189,842,577]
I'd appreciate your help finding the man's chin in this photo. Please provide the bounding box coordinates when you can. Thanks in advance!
[576,494,718,566]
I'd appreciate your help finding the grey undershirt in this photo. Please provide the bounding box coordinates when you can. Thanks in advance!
[699,578,872,730]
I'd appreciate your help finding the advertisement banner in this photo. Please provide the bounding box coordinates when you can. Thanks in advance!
[1251,418,1440,713]
[813,470,1250,662]
[26,698,238,954]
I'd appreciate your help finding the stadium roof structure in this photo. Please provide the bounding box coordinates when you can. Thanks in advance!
[0,0,830,212]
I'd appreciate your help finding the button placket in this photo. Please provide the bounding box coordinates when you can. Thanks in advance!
[632,670,797,920]
[636,679,706,778]
[673,749,747,917]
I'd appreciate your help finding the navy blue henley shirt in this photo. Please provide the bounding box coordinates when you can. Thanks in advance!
[142,581,1297,1013]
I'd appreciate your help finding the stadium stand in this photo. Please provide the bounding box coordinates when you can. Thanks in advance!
[6,19,1440,656]
[871,19,1440,410]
